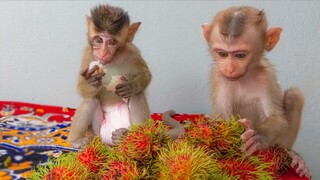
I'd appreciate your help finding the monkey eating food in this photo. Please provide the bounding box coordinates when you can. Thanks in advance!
[68,4,152,148]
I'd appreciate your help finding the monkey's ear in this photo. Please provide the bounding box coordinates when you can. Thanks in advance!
[127,22,141,43]
[202,23,211,42]
[265,27,283,52]
[86,15,92,26]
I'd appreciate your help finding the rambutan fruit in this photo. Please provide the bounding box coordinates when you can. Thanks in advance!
[76,136,112,173]
[182,117,215,148]
[210,116,244,158]
[153,141,223,180]
[27,153,90,180]
[100,154,143,180]
[218,155,274,180]
[114,119,171,163]
[254,145,292,178]
[182,116,244,158]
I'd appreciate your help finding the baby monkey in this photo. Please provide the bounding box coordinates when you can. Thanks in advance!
[202,6,310,178]
[68,4,152,148]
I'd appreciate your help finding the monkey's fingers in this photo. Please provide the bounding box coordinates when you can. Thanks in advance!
[112,128,128,144]
[87,76,103,87]
[245,142,261,156]
[116,91,133,99]
[290,153,311,178]
[115,83,127,91]
[80,67,89,77]
[238,118,251,130]
[240,129,255,141]
[115,84,133,97]
[296,162,311,178]
[300,165,311,178]
[240,133,261,155]
[113,128,129,135]
[86,65,99,79]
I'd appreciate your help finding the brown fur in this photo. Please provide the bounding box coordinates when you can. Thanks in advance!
[69,4,151,148]
[203,6,304,150]
[213,6,267,42]
[91,4,130,34]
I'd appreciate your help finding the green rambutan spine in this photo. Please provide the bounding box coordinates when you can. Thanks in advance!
[27,153,90,180]
[114,119,171,163]
[76,136,113,173]
[254,145,292,178]
[99,153,143,180]
[182,116,244,158]
[153,140,223,180]
[210,116,244,158]
[218,155,274,180]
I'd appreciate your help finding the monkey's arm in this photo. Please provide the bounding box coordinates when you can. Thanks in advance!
[131,66,152,93]
[115,59,152,98]
[240,112,288,156]
[77,46,104,98]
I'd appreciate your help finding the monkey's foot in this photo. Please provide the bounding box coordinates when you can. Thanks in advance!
[112,128,129,145]
[70,137,92,149]
[288,150,311,178]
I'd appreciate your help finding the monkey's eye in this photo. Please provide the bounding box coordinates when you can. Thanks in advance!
[218,52,228,58]
[107,39,118,45]
[235,53,246,59]
[92,36,103,46]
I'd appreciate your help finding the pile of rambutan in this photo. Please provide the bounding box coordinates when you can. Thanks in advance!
[28,117,292,180]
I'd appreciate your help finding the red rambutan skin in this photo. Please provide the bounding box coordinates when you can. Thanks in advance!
[44,167,76,180]
[102,160,139,180]
[115,121,170,162]
[77,147,107,173]
[218,158,259,179]
[165,154,193,179]
[254,145,292,178]
[117,130,154,161]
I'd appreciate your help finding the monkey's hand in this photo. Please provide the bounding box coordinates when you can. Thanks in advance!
[112,128,129,145]
[288,150,312,178]
[81,65,105,87]
[239,118,263,156]
[115,80,138,99]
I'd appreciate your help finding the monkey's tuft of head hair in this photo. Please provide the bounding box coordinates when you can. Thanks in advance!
[91,4,130,34]
[216,6,268,39]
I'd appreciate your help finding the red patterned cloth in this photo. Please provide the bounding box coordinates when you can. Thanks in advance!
[0,101,309,180]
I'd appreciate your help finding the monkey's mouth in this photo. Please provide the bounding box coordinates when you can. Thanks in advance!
[222,72,246,81]
[96,55,114,65]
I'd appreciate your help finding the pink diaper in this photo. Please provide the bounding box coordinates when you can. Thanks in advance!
[100,101,130,145]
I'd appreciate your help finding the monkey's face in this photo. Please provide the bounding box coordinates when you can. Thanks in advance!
[212,49,251,81]
[91,27,129,65]
[209,27,261,81]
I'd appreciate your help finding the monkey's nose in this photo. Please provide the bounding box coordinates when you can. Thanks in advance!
[226,68,235,74]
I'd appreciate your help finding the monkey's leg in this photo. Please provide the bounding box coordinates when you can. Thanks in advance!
[68,98,100,148]
[282,88,311,178]
[128,93,151,125]
[162,110,185,139]
[281,87,304,149]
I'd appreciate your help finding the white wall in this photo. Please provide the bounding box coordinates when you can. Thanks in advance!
[0,1,319,178]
